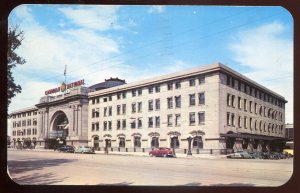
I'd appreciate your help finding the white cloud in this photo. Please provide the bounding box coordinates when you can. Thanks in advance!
[148,6,165,14]
[58,5,122,31]
[229,22,293,123]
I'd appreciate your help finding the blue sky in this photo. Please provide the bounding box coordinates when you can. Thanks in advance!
[8,5,293,130]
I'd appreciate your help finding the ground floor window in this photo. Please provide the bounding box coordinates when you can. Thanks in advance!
[151,137,159,148]
[93,137,99,149]
[134,136,141,148]
[119,138,125,148]
[105,139,111,148]
[170,136,180,148]
[193,136,203,149]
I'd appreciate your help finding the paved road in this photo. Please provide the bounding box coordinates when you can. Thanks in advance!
[7,149,293,186]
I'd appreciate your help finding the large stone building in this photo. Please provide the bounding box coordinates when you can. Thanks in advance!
[10,63,287,153]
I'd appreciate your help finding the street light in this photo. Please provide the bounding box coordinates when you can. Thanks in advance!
[187,134,193,156]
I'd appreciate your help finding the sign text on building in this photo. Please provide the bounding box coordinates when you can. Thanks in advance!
[45,79,84,95]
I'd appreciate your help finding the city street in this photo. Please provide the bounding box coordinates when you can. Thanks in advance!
[7,149,293,186]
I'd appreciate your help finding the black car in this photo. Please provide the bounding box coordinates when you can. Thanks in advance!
[57,145,75,153]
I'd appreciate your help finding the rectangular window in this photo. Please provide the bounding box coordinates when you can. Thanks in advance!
[122,119,126,129]
[147,100,153,111]
[132,89,136,97]
[190,94,196,106]
[27,119,31,126]
[122,104,126,115]
[175,81,181,89]
[249,118,252,129]
[227,112,230,126]
[167,82,173,90]
[122,92,126,99]
[148,117,153,128]
[108,121,112,130]
[155,116,160,127]
[117,93,121,100]
[167,97,173,109]
[104,107,107,117]
[189,78,196,86]
[96,122,99,131]
[103,98,108,102]
[199,92,205,105]
[154,99,160,110]
[167,114,173,127]
[231,95,235,108]
[96,98,100,104]
[148,86,153,94]
[175,114,181,126]
[198,112,205,124]
[175,96,181,108]
[238,116,241,128]
[244,99,247,111]
[249,101,253,113]
[138,102,142,112]
[117,105,121,115]
[227,94,231,106]
[238,97,242,109]
[132,103,136,113]
[104,121,107,131]
[117,120,121,130]
[108,96,112,101]
[131,119,137,129]
[189,112,196,125]
[108,106,112,116]
[138,89,142,96]
[155,85,160,93]
[199,76,205,84]
[231,113,235,127]
[254,103,257,114]
[227,76,231,86]
[92,123,96,132]
[138,118,142,129]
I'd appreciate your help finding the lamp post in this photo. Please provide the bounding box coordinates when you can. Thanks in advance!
[187,134,193,156]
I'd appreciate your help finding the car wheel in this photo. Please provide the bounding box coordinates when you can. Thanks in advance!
[163,154,167,158]
[149,153,153,157]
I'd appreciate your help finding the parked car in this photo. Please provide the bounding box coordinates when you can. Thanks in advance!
[57,145,75,153]
[227,151,252,159]
[249,152,263,159]
[149,147,175,157]
[74,146,95,154]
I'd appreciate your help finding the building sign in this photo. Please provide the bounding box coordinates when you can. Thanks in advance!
[49,130,64,139]
[45,79,84,95]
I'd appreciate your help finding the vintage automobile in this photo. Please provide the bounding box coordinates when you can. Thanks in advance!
[57,145,75,153]
[149,147,175,157]
[74,146,95,154]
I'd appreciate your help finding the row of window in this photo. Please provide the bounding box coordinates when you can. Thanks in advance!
[11,111,38,119]
[226,74,285,109]
[94,136,203,149]
[91,76,206,105]
[12,128,37,136]
[13,119,38,128]
[91,93,206,118]
[226,112,284,134]
[227,94,283,121]
[91,112,206,131]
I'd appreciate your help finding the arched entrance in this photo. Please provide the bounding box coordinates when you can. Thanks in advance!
[92,135,99,150]
[47,111,69,149]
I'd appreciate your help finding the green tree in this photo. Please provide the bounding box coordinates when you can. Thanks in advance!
[7,26,25,106]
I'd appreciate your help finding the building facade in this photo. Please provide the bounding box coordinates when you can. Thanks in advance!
[10,63,287,153]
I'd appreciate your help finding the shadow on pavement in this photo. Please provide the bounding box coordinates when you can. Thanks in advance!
[7,159,74,185]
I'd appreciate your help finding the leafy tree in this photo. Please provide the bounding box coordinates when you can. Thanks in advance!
[7,26,25,106]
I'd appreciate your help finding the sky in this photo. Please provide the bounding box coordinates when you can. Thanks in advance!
[7,5,293,133]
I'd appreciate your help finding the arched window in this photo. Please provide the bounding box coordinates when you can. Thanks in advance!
[170,136,180,148]
[193,136,203,149]
[151,137,159,148]
[134,136,141,148]
[119,137,125,148]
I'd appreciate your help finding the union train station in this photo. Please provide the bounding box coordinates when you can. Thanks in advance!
[9,63,287,153]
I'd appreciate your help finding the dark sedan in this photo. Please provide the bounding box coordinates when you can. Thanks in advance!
[149,147,175,157]
[57,145,75,153]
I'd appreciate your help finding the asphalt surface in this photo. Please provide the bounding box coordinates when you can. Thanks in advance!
[7,149,293,186]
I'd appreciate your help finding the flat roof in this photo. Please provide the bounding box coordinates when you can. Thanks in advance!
[10,106,38,115]
[89,62,286,101]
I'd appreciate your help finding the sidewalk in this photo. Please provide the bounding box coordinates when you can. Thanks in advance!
[8,148,226,159]
[94,150,227,159]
